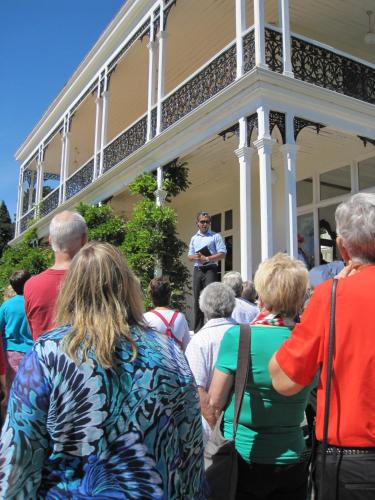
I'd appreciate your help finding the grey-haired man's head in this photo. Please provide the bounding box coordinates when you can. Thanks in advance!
[49,211,88,255]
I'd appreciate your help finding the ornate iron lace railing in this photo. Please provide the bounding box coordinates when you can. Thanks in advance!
[65,157,94,200]
[20,208,35,233]
[162,43,237,130]
[291,35,375,104]
[40,187,59,217]
[265,28,283,73]
[243,29,255,73]
[103,115,147,173]
[263,26,375,104]
[151,106,157,138]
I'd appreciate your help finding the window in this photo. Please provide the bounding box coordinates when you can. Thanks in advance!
[358,156,375,191]
[320,166,351,200]
[296,178,313,207]
[224,209,233,231]
[211,213,222,233]
[210,210,233,279]
[297,213,314,268]
[318,204,339,263]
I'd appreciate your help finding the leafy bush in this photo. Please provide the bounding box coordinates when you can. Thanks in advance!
[0,229,53,303]
[76,203,126,246]
[122,160,190,310]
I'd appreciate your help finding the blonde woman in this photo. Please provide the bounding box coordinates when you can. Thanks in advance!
[209,253,313,500]
[0,242,205,498]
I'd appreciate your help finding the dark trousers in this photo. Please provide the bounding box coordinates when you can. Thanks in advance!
[236,455,309,500]
[193,266,218,332]
[315,446,375,500]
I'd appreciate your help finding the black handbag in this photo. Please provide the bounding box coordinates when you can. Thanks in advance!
[204,324,251,500]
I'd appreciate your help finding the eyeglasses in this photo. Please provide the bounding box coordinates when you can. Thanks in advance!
[199,220,210,225]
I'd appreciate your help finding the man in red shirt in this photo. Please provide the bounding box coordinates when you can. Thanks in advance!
[269,193,375,500]
[24,210,87,340]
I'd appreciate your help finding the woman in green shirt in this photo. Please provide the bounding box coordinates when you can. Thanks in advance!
[209,253,312,500]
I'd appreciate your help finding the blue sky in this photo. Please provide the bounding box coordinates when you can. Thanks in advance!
[0,0,124,220]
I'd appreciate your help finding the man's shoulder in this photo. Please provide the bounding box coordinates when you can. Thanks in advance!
[24,268,66,293]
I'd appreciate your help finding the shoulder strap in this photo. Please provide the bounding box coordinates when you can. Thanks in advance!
[150,309,169,327]
[233,324,251,438]
[319,278,337,496]
[150,309,183,347]
[169,311,179,328]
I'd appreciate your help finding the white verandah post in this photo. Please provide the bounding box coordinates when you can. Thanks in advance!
[235,117,255,280]
[253,106,275,260]
[280,113,298,257]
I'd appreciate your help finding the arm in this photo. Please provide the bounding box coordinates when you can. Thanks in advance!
[269,353,304,396]
[208,233,226,263]
[197,387,216,428]
[208,369,234,425]
[181,317,191,352]
[0,349,50,496]
[269,283,329,395]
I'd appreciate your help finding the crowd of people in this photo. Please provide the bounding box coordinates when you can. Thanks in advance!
[0,193,374,499]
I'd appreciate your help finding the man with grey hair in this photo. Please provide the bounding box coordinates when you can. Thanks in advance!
[223,271,259,324]
[24,211,87,340]
[185,282,236,443]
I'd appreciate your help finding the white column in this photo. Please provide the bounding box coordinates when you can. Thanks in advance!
[28,171,35,211]
[235,0,246,78]
[147,14,158,140]
[280,145,299,257]
[93,89,103,179]
[254,0,268,69]
[59,131,66,204]
[235,145,255,280]
[59,116,70,204]
[280,112,298,257]
[99,88,110,175]
[279,0,293,77]
[156,3,167,135]
[35,148,45,215]
[154,165,164,277]
[15,169,24,236]
[253,106,275,260]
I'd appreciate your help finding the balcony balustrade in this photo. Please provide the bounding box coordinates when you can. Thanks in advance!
[19,25,375,231]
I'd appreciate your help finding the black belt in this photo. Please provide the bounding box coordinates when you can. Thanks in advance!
[318,443,375,455]
[195,265,217,272]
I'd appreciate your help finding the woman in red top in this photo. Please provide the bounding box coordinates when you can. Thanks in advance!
[270,193,375,499]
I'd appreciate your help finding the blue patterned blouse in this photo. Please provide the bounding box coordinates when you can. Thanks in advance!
[0,325,206,499]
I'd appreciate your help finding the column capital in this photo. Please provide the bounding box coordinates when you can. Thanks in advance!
[157,30,169,40]
[235,146,256,162]
[147,40,158,51]
[279,143,299,156]
[253,137,276,151]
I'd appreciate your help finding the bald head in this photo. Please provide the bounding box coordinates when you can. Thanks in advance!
[49,211,88,254]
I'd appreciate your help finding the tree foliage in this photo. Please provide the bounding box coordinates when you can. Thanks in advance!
[0,229,53,304]
[123,162,190,310]
[76,203,126,246]
[129,159,190,202]
[0,201,14,257]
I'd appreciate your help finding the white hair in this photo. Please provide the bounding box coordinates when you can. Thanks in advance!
[222,271,243,297]
[49,211,87,252]
[335,193,375,263]
[199,282,235,320]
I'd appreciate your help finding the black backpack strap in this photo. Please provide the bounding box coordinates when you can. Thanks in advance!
[319,278,338,498]
[233,324,251,438]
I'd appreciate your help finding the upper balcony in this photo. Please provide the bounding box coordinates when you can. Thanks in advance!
[16,0,375,238]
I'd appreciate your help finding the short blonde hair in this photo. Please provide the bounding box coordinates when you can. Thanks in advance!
[254,253,308,318]
[55,242,146,369]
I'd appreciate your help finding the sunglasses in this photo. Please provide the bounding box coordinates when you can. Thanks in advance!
[198,220,210,224]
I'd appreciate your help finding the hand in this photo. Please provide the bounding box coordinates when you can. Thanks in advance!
[335,261,359,279]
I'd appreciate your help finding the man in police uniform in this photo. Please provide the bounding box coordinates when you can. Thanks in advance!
[188,211,226,332]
